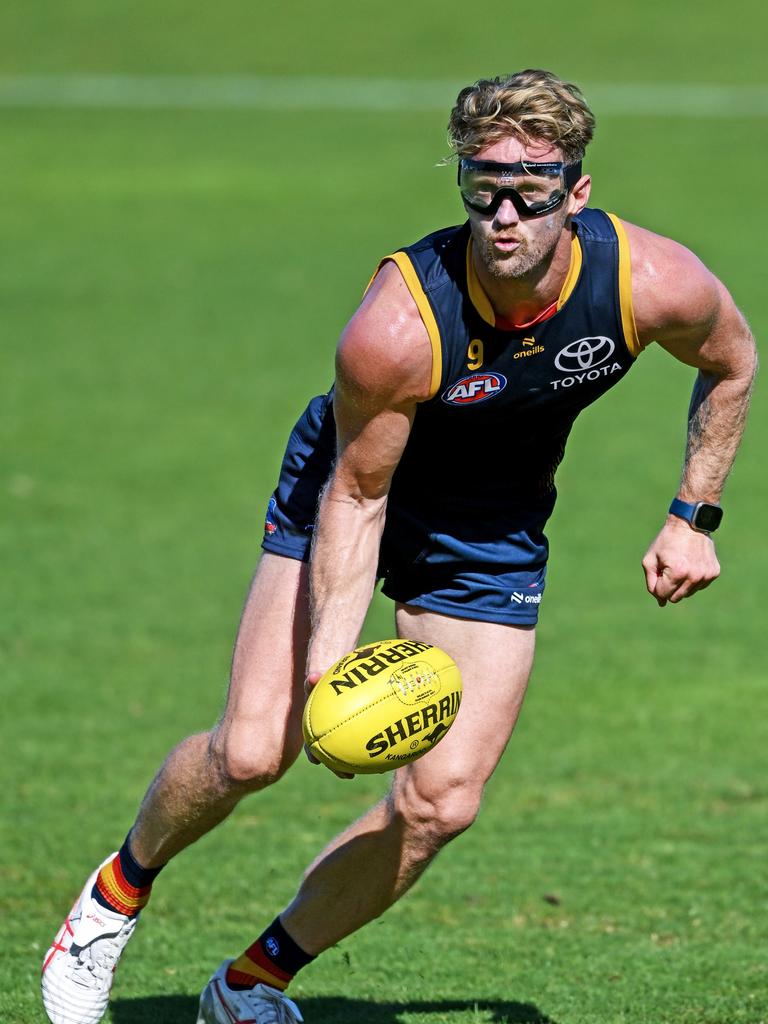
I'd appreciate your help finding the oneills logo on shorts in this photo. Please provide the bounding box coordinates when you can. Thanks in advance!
[442,372,507,406]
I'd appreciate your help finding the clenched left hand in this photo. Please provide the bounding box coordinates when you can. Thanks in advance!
[642,516,721,607]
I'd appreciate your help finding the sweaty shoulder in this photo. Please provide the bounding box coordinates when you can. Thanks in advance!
[335,260,434,406]
[618,218,725,349]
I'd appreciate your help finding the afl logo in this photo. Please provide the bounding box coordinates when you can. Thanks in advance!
[442,372,507,406]
[554,336,615,373]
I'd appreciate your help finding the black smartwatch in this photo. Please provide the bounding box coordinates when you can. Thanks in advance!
[668,498,723,535]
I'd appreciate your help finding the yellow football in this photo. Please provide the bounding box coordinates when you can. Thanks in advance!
[303,639,462,775]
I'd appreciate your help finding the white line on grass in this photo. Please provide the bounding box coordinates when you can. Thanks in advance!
[0,75,767,116]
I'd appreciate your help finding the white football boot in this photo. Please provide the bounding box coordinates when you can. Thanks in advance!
[41,855,138,1024]
[197,960,304,1024]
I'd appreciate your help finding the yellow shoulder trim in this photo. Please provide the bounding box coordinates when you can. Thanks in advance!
[606,213,642,358]
[377,252,443,399]
[557,233,583,310]
[466,240,496,326]
[363,263,381,295]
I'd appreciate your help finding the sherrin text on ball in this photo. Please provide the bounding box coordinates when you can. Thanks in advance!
[303,639,463,775]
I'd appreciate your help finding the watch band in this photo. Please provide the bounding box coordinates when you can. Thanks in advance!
[669,498,723,534]
[669,498,698,522]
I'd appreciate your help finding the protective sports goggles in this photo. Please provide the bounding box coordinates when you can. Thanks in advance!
[458,158,583,217]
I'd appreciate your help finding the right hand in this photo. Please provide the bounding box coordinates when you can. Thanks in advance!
[303,670,355,780]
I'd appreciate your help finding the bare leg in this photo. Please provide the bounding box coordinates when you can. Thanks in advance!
[281,605,536,953]
[129,553,310,868]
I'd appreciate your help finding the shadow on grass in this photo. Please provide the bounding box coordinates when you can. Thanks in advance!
[111,994,558,1023]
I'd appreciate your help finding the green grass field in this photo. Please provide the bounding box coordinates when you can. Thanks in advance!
[2,2,767,1022]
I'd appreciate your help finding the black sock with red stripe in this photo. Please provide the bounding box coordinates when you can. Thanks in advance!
[226,917,315,991]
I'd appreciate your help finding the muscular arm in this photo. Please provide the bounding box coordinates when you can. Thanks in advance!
[624,222,757,605]
[306,261,434,674]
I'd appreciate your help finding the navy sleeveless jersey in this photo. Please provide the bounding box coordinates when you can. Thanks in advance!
[378,208,641,567]
[263,208,642,609]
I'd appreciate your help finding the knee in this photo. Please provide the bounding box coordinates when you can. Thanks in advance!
[394,775,482,851]
[209,718,302,791]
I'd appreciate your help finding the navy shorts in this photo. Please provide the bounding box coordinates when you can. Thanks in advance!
[261,395,549,626]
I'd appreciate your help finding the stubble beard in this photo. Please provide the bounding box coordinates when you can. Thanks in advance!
[478,215,566,282]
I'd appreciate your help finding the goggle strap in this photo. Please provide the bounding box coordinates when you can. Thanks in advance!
[564,160,583,188]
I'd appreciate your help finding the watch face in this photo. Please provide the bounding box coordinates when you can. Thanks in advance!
[694,503,723,532]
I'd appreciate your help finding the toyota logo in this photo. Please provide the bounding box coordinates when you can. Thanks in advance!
[554,336,615,373]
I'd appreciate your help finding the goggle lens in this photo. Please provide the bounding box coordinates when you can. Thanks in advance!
[458,159,581,217]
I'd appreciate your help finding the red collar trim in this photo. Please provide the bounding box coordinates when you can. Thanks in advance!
[495,298,559,332]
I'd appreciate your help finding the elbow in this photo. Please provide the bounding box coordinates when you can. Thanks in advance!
[733,336,759,395]
[715,333,758,391]
[326,462,393,505]
[736,324,759,386]
[747,337,759,384]
[322,475,390,521]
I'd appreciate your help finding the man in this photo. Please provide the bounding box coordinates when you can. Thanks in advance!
[42,69,756,1024]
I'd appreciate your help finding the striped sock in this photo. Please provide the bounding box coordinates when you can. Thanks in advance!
[226,917,315,991]
[91,835,164,918]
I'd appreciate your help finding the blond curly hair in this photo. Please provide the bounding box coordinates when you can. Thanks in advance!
[448,70,596,163]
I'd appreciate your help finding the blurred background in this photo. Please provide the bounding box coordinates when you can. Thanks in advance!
[2,2,766,1022]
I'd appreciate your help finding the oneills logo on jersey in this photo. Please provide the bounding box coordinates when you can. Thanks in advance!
[442,372,508,406]
[514,336,544,360]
